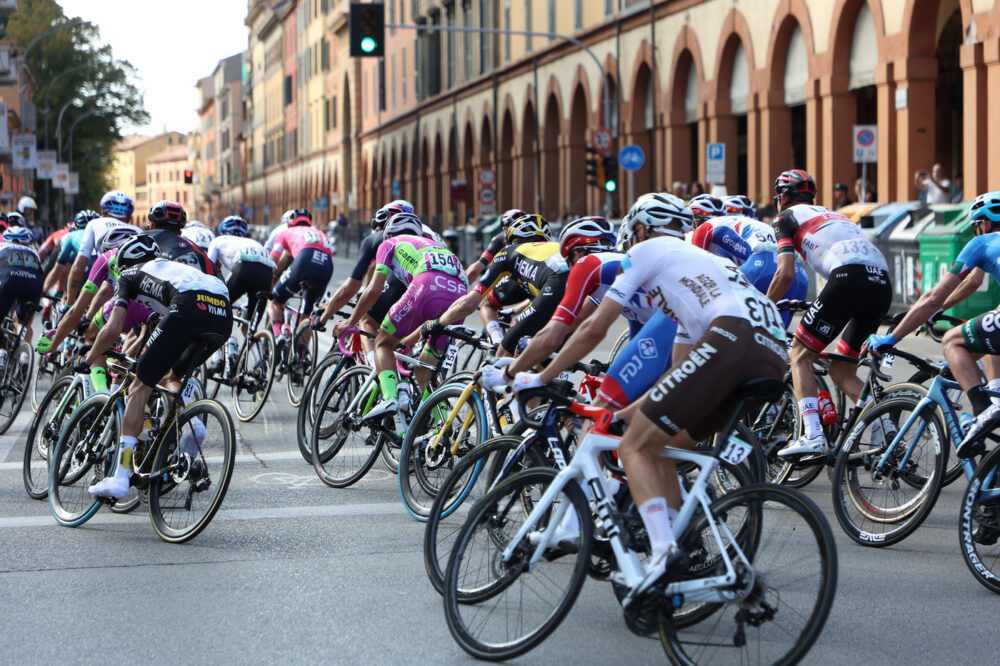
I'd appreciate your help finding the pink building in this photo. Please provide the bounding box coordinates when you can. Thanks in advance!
[139,146,194,227]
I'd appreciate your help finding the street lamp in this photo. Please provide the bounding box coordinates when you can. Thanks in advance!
[66,108,99,169]
[55,94,98,161]
[37,63,89,148]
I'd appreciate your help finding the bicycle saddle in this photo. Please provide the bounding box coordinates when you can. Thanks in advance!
[731,377,786,403]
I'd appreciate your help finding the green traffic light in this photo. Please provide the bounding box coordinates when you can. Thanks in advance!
[361,36,378,53]
[604,180,617,193]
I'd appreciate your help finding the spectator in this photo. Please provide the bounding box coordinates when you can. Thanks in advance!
[950,174,964,203]
[690,182,705,197]
[671,181,686,199]
[832,182,853,210]
[854,177,876,204]
[914,163,951,204]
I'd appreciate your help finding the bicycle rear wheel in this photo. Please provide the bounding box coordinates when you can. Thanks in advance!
[148,399,236,543]
[30,355,59,413]
[959,445,1000,594]
[286,320,318,407]
[658,484,838,665]
[0,341,33,435]
[233,331,276,422]
[444,468,593,661]
[23,375,79,499]
[295,352,347,462]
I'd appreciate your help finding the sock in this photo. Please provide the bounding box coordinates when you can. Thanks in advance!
[115,436,137,478]
[89,366,108,392]
[968,385,992,415]
[799,397,822,439]
[639,497,675,556]
[988,379,1000,408]
[378,369,398,401]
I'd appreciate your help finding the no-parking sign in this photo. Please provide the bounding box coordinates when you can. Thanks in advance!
[853,125,877,163]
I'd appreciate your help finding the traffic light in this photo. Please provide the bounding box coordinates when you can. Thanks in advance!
[602,156,618,193]
[184,169,193,184]
[585,147,604,190]
[349,2,385,57]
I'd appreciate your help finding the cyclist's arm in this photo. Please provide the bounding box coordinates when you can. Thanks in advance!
[765,252,796,302]
[84,282,114,321]
[881,272,962,345]
[320,277,362,325]
[437,290,483,328]
[339,271,387,330]
[941,267,985,311]
[65,252,89,303]
[465,261,485,283]
[272,250,293,286]
[538,298,623,383]
[43,263,67,294]
[84,305,126,367]
[48,288,96,350]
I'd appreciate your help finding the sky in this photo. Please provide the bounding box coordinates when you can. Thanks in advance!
[58,0,249,136]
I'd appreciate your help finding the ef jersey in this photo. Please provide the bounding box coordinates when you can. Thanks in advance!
[114,258,228,316]
[269,226,333,260]
[473,241,568,297]
[774,204,887,279]
[208,235,276,272]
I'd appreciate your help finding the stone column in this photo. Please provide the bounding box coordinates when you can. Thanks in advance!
[664,109,693,189]
[820,73,854,208]
[758,90,791,203]
[805,78,823,193]
[984,38,1000,191]
[705,99,737,192]
[745,91,762,201]
[875,62,897,203]
[892,57,938,201]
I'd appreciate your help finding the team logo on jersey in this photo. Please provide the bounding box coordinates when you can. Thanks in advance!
[638,337,657,359]
[816,320,834,337]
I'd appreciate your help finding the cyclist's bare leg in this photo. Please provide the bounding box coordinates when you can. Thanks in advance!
[942,326,986,391]
[789,338,820,401]
[828,358,863,404]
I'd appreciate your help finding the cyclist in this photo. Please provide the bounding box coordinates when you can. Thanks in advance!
[66,191,140,302]
[432,214,568,357]
[690,195,809,328]
[864,191,1000,458]
[181,219,216,251]
[764,169,892,458]
[267,208,333,344]
[332,212,467,433]
[465,208,524,282]
[84,235,232,499]
[514,192,788,575]
[0,225,44,347]
[43,209,97,297]
[264,209,297,253]
[686,194,725,227]
[140,200,214,274]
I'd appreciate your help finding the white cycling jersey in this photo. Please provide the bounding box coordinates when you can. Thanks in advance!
[774,204,888,279]
[181,226,216,250]
[607,236,786,344]
[264,223,287,252]
[207,235,277,272]
[79,217,140,258]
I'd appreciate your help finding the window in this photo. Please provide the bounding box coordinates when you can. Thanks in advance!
[378,58,386,111]
[324,99,330,131]
[175,190,180,202]
[391,53,397,106]
[479,0,489,74]
[402,46,407,102]
[605,0,613,17]
[332,95,337,128]
[548,0,555,41]
[283,75,293,105]
[446,8,455,88]
[321,38,329,71]
[503,0,510,62]
[524,0,532,51]
[463,2,472,79]
[389,0,395,34]
[574,0,582,31]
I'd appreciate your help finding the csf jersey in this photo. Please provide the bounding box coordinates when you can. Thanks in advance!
[552,251,655,327]
[374,234,463,286]
[690,215,777,264]
[269,226,333,260]
[774,204,887,279]
[181,225,215,250]
[607,236,787,344]
[78,217,140,258]
[207,235,277,273]
[114,258,229,316]
[473,241,568,297]
[948,233,1000,285]
[141,229,214,275]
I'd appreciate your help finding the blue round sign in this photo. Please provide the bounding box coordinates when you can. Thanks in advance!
[619,144,645,172]
[857,129,875,146]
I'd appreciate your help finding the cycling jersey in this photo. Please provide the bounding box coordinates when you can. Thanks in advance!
[374,234,462,284]
[0,242,42,273]
[949,233,1000,284]
[473,241,568,297]
[40,228,69,257]
[0,242,45,321]
[773,204,887,279]
[79,218,139,258]
[181,225,215,250]
[114,258,228,316]
[351,230,385,281]
[264,223,288,252]
[479,232,506,265]
[57,229,86,265]
[691,216,776,264]
[208,235,276,272]
[552,251,655,327]
[82,249,116,294]
[269,226,334,261]
[607,237,787,344]
[141,229,214,275]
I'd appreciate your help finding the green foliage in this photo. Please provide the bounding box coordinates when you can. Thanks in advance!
[6,0,149,211]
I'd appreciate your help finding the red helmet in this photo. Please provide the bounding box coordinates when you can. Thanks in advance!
[774,170,817,201]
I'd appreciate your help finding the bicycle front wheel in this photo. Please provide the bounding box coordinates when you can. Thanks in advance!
[959,445,1000,594]
[233,331,276,422]
[148,399,236,543]
[23,375,79,499]
[0,342,33,435]
[658,484,838,665]
[311,365,382,488]
[295,352,347,462]
[444,467,593,661]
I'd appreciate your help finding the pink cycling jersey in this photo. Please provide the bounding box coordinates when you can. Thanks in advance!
[374,234,462,285]
[269,226,333,261]
[82,249,116,294]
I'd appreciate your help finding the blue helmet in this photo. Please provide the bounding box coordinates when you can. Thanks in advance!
[100,190,135,220]
[220,215,249,237]
[73,209,96,230]
[969,191,1000,225]
[3,225,33,244]
[388,199,415,214]
[723,195,756,218]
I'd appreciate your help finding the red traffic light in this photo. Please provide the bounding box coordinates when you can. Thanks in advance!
[184,169,193,184]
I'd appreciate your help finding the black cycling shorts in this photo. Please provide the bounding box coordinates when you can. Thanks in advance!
[272,247,333,316]
[226,261,274,308]
[500,273,567,355]
[370,274,406,323]
[962,309,1000,354]
[487,275,528,308]
[796,264,891,358]
[0,269,43,322]
[136,291,233,387]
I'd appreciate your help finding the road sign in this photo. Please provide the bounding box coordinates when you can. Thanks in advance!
[592,128,612,152]
[451,179,467,204]
[314,196,330,210]
[853,125,878,163]
[390,179,401,198]
[706,142,726,184]
[478,168,496,187]
[619,144,645,172]
[479,187,495,205]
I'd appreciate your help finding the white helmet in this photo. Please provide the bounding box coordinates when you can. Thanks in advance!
[186,220,206,229]
[620,193,692,246]
[281,209,296,225]
[384,212,425,238]
[17,196,37,213]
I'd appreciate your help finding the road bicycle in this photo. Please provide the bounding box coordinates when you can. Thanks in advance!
[270,286,321,407]
[0,305,37,434]
[47,337,237,543]
[959,442,1000,594]
[442,378,837,662]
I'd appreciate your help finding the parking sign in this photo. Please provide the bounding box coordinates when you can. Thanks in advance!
[706,143,726,184]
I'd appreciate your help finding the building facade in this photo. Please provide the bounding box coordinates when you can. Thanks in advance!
[111,132,188,208]
[212,0,1000,228]
[137,146,195,227]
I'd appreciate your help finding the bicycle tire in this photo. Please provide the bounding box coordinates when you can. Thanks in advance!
[444,467,593,661]
[48,392,117,527]
[958,444,1000,594]
[30,355,58,413]
[0,341,33,435]
[286,319,319,407]
[658,484,838,665]
[233,330,276,422]
[296,352,347,462]
[607,328,630,364]
[311,365,383,488]
[148,399,236,543]
[424,436,549,595]
[399,383,489,519]
[831,395,947,547]
[23,375,78,499]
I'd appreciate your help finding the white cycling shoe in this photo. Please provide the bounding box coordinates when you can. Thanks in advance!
[179,418,207,458]
[88,473,131,500]
[778,434,828,458]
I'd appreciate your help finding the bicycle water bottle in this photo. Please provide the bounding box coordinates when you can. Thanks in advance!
[817,390,838,425]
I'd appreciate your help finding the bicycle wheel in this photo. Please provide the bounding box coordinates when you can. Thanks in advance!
[311,365,383,488]
[0,342,33,435]
[424,436,549,595]
[959,445,1000,594]
[295,352,347,462]
[658,484,838,665]
[23,375,80,499]
[48,393,117,527]
[286,320,318,407]
[607,328,630,363]
[148,399,236,543]
[30,355,58,413]
[399,383,488,519]
[443,467,593,661]
[831,395,946,547]
[233,330,276,422]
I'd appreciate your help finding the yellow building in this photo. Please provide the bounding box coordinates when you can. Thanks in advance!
[111,132,188,202]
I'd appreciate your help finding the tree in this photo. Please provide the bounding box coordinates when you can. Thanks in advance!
[6,0,149,213]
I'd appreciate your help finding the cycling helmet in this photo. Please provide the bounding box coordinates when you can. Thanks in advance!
[371,202,408,231]
[115,234,159,270]
[687,195,725,225]
[100,190,135,220]
[620,192,692,245]
[969,191,1000,229]
[148,200,187,229]
[99,226,139,253]
[281,209,296,225]
[506,214,550,243]
[289,208,312,227]
[388,199,415,214]
[220,215,249,237]
[723,195,756,218]
[2,225,32,244]
[383,212,425,238]
[774,169,817,204]
[18,196,37,213]
[442,229,459,240]
[499,208,526,232]
[73,210,91,230]
[186,220,207,229]
[6,212,25,227]
[558,216,615,258]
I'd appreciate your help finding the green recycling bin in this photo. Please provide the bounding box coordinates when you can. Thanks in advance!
[918,201,999,321]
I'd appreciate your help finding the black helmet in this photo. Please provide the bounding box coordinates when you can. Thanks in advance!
[116,235,159,269]
[148,200,188,229]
